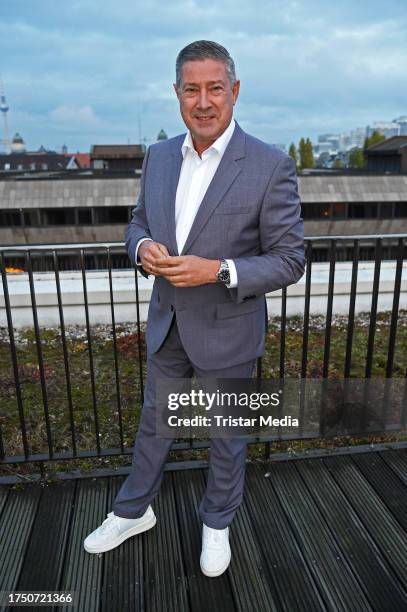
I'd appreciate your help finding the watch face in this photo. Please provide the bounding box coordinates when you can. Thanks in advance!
[218,267,230,283]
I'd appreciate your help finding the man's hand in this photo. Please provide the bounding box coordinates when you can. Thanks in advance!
[155,255,220,287]
[139,241,170,276]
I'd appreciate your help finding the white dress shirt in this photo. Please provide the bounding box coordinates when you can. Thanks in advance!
[136,118,238,287]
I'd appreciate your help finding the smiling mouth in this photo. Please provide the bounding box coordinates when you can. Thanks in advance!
[195,116,215,121]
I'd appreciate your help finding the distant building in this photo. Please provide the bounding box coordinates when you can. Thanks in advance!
[394,116,407,136]
[366,121,400,139]
[90,144,145,172]
[2,171,407,265]
[315,150,350,169]
[318,133,340,150]
[338,128,366,151]
[0,151,80,173]
[365,136,407,173]
[10,132,26,153]
[63,152,90,168]
[157,129,168,141]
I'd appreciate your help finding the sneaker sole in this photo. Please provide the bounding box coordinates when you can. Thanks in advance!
[84,514,157,554]
[200,549,231,578]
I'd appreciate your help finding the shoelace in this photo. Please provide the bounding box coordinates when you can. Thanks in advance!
[205,528,227,549]
[99,512,119,535]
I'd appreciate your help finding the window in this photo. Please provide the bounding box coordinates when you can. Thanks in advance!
[380,202,394,219]
[77,207,92,224]
[22,210,39,226]
[41,208,76,225]
[94,206,129,224]
[332,203,346,218]
[0,209,22,226]
[395,202,407,217]
[348,203,378,219]
[301,203,331,219]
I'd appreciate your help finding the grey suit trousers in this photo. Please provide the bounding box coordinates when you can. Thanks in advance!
[112,315,256,529]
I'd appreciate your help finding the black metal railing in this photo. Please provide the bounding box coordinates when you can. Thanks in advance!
[0,235,406,470]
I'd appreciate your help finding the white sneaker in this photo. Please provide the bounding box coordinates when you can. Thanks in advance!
[200,524,231,577]
[83,505,156,553]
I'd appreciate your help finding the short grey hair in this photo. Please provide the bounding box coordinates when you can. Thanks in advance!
[175,40,236,89]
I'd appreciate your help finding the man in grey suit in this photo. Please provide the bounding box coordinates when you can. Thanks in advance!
[84,40,305,577]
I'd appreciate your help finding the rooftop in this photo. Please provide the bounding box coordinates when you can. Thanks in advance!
[2,172,407,209]
[90,144,145,159]
[1,447,406,610]
[367,136,407,154]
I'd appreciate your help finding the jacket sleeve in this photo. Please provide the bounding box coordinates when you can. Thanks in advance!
[230,154,305,304]
[124,146,152,278]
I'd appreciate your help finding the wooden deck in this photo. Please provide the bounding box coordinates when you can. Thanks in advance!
[0,448,406,611]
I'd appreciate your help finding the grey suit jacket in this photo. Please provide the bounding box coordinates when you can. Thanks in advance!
[125,122,305,370]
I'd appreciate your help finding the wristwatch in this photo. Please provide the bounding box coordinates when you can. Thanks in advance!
[216,259,231,285]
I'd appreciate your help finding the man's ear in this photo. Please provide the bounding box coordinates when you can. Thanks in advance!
[173,83,180,100]
[232,80,240,104]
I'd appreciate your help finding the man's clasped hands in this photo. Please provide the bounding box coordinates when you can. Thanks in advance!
[139,240,220,288]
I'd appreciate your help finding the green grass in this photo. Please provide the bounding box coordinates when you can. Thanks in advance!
[0,311,406,479]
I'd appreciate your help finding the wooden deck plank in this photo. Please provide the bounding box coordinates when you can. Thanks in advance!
[57,477,108,612]
[351,452,407,531]
[379,449,407,485]
[173,467,278,612]
[0,484,41,612]
[227,473,279,612]
[99,476,144,612]
[296,456,407,610]
[268,460,373,611]
[244,463,327,611]
[142,471,189,612]
[171,469,235,611]
[12,481,76,612]
[323,455,407,589]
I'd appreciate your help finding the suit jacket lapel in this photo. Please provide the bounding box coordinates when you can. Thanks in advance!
[165,138,184,256]
[180,122,246,256]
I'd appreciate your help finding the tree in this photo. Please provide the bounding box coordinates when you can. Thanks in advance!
[347,131,386,168]
[305,138,314,168]
[288,142,297,168]
[333,158,343,169]
[364,130,386,150]
[299,138,305,168]
[299,137,314,169]
[348,148,365,169]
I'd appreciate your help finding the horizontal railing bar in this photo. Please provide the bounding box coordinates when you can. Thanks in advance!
[1,234,407,253]
[306,234,407,241]
[1,426,403,466]
[0,242,125,252]
[1,440,406,484]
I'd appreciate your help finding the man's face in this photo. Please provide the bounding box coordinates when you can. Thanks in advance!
[174,58,240,152]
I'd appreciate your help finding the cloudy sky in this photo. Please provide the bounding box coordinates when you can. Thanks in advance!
[1,0,406,152]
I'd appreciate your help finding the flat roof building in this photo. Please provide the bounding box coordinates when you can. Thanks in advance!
[366,136,407,174]
[90,144,145,172]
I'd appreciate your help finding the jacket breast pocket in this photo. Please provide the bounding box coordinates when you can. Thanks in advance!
[214,207,250,215]
[216,298,262,319]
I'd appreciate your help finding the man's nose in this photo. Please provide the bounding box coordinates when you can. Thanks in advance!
[196,89,211,110]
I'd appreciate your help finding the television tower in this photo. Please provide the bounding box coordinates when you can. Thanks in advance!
[0,76,11,153]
